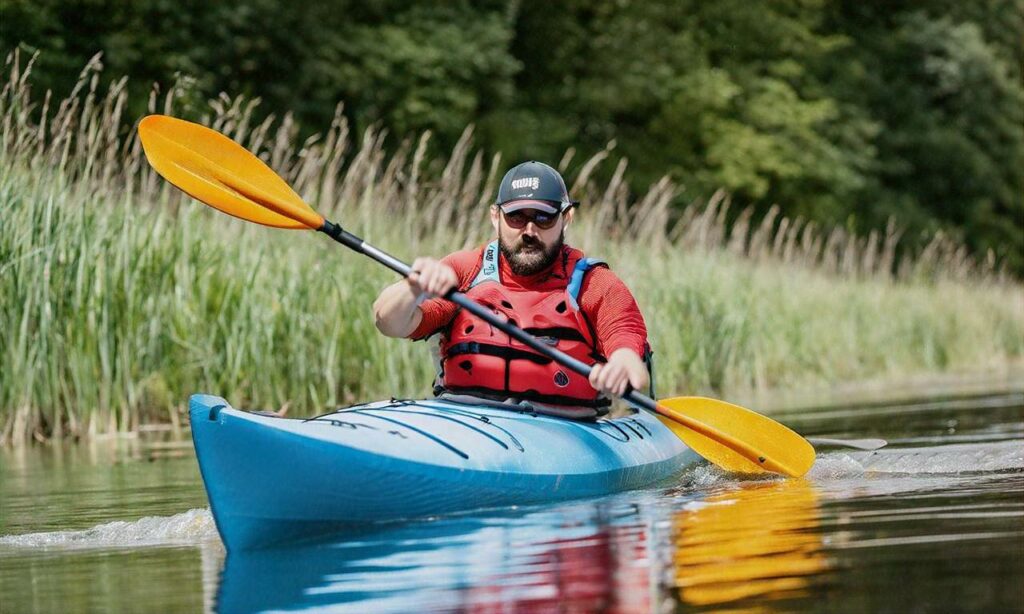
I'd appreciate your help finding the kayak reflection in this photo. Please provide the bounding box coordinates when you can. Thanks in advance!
[216,504,662,613]
[671,480,829,609]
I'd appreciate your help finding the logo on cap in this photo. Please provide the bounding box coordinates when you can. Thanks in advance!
[511,177,540,191]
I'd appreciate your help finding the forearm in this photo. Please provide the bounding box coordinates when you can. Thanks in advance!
[373,280,424,338]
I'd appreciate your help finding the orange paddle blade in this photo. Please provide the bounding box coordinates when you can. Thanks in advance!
[138,115,324,229]
[655,397,816,477]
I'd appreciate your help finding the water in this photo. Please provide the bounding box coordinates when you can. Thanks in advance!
[1,382,1022,613]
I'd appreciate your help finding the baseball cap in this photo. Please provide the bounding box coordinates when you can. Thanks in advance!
[496,161,578,213]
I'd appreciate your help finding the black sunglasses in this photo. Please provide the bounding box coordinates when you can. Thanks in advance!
[501,208,561,230]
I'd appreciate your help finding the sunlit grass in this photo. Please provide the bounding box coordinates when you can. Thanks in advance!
[2,50,1022,443]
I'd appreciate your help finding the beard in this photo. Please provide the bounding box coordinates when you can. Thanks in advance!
[499,228,564,276]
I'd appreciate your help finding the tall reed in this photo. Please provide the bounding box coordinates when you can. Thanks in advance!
[2,51,1022,443]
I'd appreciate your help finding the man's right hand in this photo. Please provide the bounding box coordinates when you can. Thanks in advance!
[409,257,459,298]
[375,256,458,339]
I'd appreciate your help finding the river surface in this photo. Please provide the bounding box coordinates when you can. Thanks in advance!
[1,379,1022,613]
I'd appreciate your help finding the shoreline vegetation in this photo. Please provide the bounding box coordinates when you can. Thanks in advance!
[3,52,1022,444]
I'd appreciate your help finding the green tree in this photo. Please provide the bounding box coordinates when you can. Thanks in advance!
[825,0,1024,270]
[496,0,874,222]
[1,0,519,149]
[3,0,1021,271]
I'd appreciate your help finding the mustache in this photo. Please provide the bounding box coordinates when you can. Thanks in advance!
[500,230,563,276]
[518,235,543,249]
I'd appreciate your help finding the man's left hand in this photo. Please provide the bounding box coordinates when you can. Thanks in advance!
[589,348,649,397]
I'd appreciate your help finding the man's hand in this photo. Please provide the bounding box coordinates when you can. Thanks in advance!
[408,257,458,298]
[374,256,457,338]
[589,348,649,397]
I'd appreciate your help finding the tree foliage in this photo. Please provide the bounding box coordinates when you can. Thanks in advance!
[2,0,1021,270]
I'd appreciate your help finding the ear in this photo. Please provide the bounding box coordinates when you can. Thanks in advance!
[489,206,500,235]
[562,207,574,229]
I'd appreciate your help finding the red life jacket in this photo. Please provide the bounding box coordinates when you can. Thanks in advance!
[437,241,609,408]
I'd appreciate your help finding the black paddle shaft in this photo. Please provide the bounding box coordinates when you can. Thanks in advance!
[319,220,659,412]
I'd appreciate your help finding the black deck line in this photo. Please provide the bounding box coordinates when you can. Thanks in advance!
[619,420,645,439]
[355,406,516,452]
[579,420,631,442]
[403,401,533,452]
[343,410,471,460]
[629,418,653,437]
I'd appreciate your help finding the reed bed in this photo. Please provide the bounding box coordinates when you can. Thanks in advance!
[2,51,1022,443]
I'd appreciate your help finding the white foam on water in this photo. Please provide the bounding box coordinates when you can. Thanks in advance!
[676,462,786,489]
[855,440,1024,474]
[806,453,870,480]
[674,440,1024,488]
[0,508,220,550]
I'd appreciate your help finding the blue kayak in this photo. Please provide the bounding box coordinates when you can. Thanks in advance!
[190,394,699,551]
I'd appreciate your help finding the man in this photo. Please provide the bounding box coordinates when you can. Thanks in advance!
[373,161,650,418]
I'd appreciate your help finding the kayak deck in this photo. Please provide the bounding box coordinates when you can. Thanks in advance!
[190,394,699,550]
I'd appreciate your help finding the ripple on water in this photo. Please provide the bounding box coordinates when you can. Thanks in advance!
[854,440,1024,474]
[670,439,1024,489]
[0,508,219,550]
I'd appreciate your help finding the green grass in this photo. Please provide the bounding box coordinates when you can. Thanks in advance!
[2,52,1022,442]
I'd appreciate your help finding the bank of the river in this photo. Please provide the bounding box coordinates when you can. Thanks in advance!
[2,58,1022,443]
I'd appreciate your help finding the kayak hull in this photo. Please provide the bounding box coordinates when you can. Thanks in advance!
[189,394,699,551]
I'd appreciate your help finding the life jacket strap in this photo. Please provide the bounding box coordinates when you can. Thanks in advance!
[469,241,606,304]
[469,240,501,288]
[521,326,588,343]
[567,257,606,310]
[446,342,552,365]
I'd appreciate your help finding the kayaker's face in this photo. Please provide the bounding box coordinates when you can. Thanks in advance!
[492,205,573,276]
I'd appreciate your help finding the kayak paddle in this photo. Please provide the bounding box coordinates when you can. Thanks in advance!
[806,437,887,451]
[137,114,817,477]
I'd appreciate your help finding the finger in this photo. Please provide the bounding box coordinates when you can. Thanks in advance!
[419,268,435,293]
[603,368,624,395]
[599,367,623,395]
[439,269,456,295]
[627,371,645,393]
[408,258,429,287]
[429,270,450,296]
[441,271,458,296]
[410,257,429,275]
[602,363,621,381]
[614,377,628,396]
[422,266,443,294]
[615,371,632,396]
[406,272,424,293]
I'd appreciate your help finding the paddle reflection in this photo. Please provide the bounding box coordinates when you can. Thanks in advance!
[671,480,829,609]
[214,507,659,613]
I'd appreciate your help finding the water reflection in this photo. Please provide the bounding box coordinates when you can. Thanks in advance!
[672,480,828,610]
[213,505,662,613]
[211,481,833,613]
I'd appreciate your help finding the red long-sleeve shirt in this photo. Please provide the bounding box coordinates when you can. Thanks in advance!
[410,244,648,359]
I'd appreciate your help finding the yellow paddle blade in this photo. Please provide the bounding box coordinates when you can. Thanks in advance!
[656,397,816,477]
[138,115,324,229]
